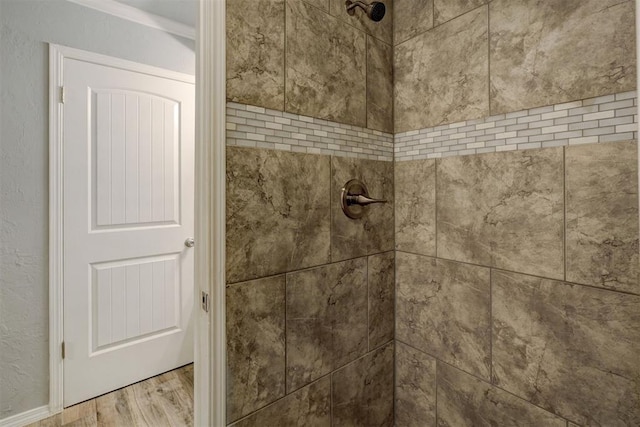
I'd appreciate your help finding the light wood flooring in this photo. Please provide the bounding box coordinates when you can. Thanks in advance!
[27,364,193,427]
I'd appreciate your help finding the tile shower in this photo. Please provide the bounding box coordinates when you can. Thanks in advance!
[225,0,640,426]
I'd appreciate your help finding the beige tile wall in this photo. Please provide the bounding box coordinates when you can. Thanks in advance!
[227,0,393,132]
[225,0,640,425]
[225,147,395,426]
[394,140,640,425]
[394,0,636,133]
[394,3,639,422]
[226,0,395,424]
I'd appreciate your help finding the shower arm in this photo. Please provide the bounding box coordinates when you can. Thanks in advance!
[346,1,369,13]
[345,0,386,21]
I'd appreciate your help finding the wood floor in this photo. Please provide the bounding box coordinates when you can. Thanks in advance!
[27,364,193,427]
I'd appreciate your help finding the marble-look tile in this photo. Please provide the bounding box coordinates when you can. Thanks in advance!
[294,0,330,11]
[434,0,486,26]
[393,0,433,45]
[566,141,639,294]
[332,343,394,426]
[396,253,491,380]
[286,258,368,391]
[367,37,393,133]
[490,0,636,114]
[226,147,330,283]
[230,377,331,427]
[437,148,564,280]
[227,0,285,110]
[331,157,394,262]
[329,0,393,44]
[395,342,436,427]
[394,6,488,132]
[395,159,436,256]
[226,276,286,422]
[437,363,566,427]
[492,270,640,425]
[286,0,367,127]
[368,252,394,349]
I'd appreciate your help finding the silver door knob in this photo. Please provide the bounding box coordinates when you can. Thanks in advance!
[185,237,195,248]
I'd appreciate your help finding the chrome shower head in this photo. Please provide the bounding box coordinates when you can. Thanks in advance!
[345,0,386,22]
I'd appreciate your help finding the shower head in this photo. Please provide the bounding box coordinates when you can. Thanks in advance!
[345,0,386,22]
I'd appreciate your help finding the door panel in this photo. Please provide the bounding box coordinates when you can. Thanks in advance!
[93,90,180,229]
[91,255,180,350]
[63,57,194,407]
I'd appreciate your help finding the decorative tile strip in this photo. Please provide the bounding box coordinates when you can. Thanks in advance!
[226,102,394,161]
[395,91,638,161]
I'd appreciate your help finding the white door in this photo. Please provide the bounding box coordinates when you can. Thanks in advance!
[62,55,195,407]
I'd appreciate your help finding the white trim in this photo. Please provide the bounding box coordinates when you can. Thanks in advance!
[65,0,196,40]
[50,45,194,85]
[48,43,65,417]
[0,405,51,427]
[48,43,198,416]
[194,0,227,426]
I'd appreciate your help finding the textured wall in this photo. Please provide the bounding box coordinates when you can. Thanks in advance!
[225,147,394,425]
[0,0,194,419]
[226,0,393,132]
[394,140,640,425]
[393,1,639,425]
[394,0,636,132]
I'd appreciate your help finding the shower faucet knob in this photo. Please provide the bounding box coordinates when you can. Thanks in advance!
[341,179,388,219]
[346,194,387,206]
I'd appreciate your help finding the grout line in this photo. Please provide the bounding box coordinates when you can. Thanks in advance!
[487,1,491,115]
[284,274,289,395]
[330,372,334,427]
[227,250,395,287]
[489,268,493,383]
[395,338,567,421]
[431,0,435,30]
[365,34,369,130]
[392,339,397,426]
[394,249,640,297]
[283,0,287,113]
[434,159,438,258]
[282,339,395,401]
[563,146,567,282]
[434,358,438,424]
[396,338,489,383]
[329,156,334,263]
[228,373,332,425]
[366,254,371,352]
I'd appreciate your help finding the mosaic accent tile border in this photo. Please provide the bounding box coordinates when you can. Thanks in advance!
[226,102,394,161]
[395,91,638,161]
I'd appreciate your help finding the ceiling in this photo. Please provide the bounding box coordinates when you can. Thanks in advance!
[113,0,197,27]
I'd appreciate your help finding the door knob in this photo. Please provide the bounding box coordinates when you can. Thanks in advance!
[185,237,195,248]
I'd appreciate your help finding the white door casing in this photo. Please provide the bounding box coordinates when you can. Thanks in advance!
[59,50,195,407]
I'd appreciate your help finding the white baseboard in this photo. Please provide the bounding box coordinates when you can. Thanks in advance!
[0,405,52,427]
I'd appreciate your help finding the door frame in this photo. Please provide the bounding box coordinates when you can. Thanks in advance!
[194,1,226,426]
[48,1,226,423]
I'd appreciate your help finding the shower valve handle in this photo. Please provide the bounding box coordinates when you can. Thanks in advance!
[346,194,387,206]
[341,179,388,219]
